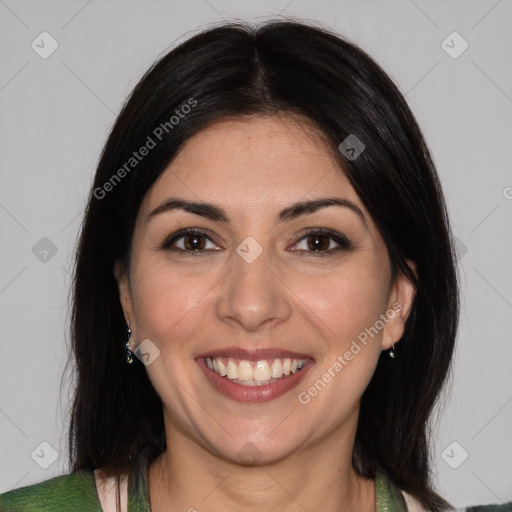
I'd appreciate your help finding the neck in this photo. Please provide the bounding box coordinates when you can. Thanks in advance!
[148,417,376,512]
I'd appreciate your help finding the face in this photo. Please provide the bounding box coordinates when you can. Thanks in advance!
[115,115,415,465]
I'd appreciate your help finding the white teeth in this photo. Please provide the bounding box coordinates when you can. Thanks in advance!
[271,359,283,378]
[205,356,307,383]
[217,359,227,377]
[226,359,238,379]
[253,360,270,381]
[238,360,253,380]
[231,378,276,386]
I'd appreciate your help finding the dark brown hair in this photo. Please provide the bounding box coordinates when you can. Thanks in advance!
[65,18,459,511]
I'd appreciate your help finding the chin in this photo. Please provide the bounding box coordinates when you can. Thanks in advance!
[207,433,302,467]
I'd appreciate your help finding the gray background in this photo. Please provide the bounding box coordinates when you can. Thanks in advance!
[0,0,511,508]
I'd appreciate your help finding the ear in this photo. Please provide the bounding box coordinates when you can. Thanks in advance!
[381,259,417,350]
[114,260,135,332]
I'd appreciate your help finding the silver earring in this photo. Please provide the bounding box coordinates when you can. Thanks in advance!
[125,324,134,364]
[389,343,396,359]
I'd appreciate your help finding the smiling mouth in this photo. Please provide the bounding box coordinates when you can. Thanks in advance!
[203,356,310,386]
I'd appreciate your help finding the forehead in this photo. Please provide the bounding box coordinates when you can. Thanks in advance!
[140,115,366,220]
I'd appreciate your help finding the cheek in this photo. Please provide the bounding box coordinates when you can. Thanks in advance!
[297,271,387,417]
[296,263,389,346]
[130,262,211,350]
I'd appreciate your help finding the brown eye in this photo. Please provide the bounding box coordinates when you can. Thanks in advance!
[182,233,207,251]
[160,228,219,255]
[305,234,331,251]
[291,229,351,256]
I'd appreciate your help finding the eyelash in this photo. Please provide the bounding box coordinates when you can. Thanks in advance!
[158,227,351,257]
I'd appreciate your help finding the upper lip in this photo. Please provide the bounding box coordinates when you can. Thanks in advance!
[196,347,314,361]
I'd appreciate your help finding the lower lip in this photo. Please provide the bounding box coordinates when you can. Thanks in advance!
[196,357,314,403]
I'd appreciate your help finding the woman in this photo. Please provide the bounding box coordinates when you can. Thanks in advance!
[1,18,505,512]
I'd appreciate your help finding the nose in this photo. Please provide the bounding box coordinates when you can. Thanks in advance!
[215,242,292,333]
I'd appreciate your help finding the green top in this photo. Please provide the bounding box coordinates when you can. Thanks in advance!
[0,449,150,512]
[0,451,510,511]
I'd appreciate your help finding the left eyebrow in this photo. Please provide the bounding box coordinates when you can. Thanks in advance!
[278,197,366,226]
[147,196,367,227]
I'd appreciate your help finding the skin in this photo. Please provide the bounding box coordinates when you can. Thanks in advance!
[114,114,416,512]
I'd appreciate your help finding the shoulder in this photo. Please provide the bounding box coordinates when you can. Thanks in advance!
[465,503,512,511]
[402,491,512,512]
[0,470,102,511]
[401,490,429,511]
